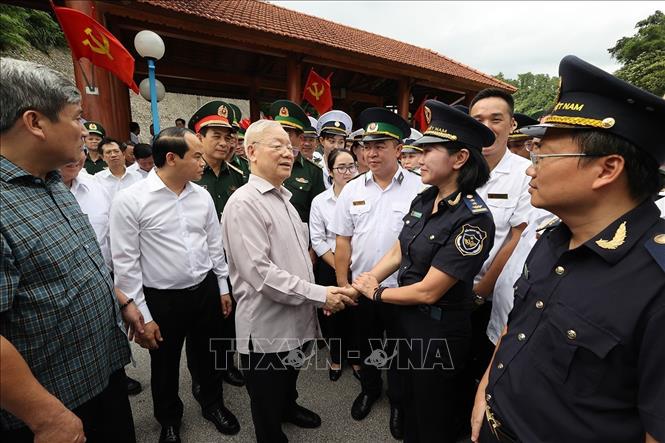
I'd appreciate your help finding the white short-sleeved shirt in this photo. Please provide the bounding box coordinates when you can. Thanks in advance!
[127,162,151,179]
[331,166,423,287]
[309,187,338,257]
[475,150,534,295]
[95,168,143,201]
[486,208,552,344]
[69,171,113,271]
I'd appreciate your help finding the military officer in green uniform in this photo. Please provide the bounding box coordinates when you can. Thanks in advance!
[83,121,107,174]
[187,100,247,395]
[268,99,326,222]
[226,102,251,181]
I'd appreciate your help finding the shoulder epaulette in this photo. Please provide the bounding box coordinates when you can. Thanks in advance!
[303,156,323,169]
[645,232,665,273]
[226,161,244,176]
[462,193,489,214]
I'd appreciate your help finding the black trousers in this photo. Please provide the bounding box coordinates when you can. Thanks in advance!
[144,271,225,426]
[1,369,135,443]
[314,260,359,366]
[351,296,404,407]
[397,306,471,443]
[458,301,496,434]
[240,343,309,443]
[186,277,237,384]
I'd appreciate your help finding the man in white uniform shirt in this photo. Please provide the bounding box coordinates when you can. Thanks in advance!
[331,107,422,438]
[95,138,142,201]
[458,88,533,436]
[221,120,354,443]
[110,127,239,443]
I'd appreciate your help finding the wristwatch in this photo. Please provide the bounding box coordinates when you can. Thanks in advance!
[473,293,485,306]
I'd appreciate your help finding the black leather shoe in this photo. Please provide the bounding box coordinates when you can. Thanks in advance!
[203,405,240,435]
[329,367,342,381]
[159,425,181,443]
[284,404,321,428]
[222,365,245,387]
[389,405,404,440]
[191,381,201,402]
[126,376,142,396]
[351,392,380,420]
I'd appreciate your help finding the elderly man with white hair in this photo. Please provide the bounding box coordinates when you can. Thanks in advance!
[221,119,356,443]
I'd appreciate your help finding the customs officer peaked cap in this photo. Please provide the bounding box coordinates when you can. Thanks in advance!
[358,107,410,142]
[268,100,309,132]
[414,99,495,150]
[188,100,236,133]
[402,128,423,153]
[317,110,353,137]
[521,55,665,163]
[509,113,539,140]
[84,121,105,137]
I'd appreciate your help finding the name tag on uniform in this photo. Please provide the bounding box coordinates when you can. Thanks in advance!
[295,177,309,184]
[487,193,509,199]
[353,200,366,206]
[410,210,422,218]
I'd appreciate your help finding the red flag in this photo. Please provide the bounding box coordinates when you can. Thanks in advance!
[302,68,333,115]
[52,5,139,93]
[413,96,429,132]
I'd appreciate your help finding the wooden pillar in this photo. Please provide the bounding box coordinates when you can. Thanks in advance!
[249,76,261,121]
[464,90,476,107]
[286,56,301,103]
[397,78,410,119]
[65,0,131,140]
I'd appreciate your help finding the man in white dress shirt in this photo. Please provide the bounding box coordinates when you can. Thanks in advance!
[331,107,422,437]
[95,138,142,201]
[110,127,239,442]
[127,143,154,179]
[458,88,534,436]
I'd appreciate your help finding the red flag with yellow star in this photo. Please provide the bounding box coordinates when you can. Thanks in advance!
[302,68,333,115]
[52,4,139,93]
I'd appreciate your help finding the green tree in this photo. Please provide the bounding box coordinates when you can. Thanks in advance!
[495,72,559,117]
[0,5,66,53]
[609,10,665,95]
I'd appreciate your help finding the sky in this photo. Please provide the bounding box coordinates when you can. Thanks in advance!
[272,1,662,79]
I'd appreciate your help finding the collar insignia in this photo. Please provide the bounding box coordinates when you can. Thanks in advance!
[595,221,627,250]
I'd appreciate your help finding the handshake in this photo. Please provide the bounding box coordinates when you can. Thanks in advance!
[322,286,360,315]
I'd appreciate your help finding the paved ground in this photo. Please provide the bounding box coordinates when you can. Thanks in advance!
[127,342,396,443]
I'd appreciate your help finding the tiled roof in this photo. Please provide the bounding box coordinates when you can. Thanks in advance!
[138,0,515,92]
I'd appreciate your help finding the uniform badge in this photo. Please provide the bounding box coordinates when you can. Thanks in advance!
[601,117,615,129]
[655,234,665,245]
[410,210,422,218]
[455,224,487,256]
[89,123,97,130]
[352,200,366,206]
[397,172,404,184]
[279,106,289,117]
[367,122,378,133]
[424,106,432,125]
[447,192,461,206]
[218,105,228,118]
[334,121,340,127]
[295,177,309,184]
[595,221,626,250]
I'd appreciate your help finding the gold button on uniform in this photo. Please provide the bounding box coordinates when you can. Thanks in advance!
[405,220,410,225]
[555,266,565,275]
[517,333,526,341]
[429,235,435,240]
[535,300,544,309]
[486,393,492,402]
[497,362,504,369]
[566,329,577,340]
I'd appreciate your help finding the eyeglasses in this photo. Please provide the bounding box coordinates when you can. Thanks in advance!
[332,164,358,174]
[527,143,610,168]
[253,141,293,152]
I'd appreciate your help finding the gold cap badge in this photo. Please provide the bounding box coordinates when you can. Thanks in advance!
[279,106,289,117]
[367,122,378,132]
[218,105,228,118]
[424,106,432,125]
[89,123,97,130]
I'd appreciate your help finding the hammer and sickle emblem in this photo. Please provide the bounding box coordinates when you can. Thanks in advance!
[307,82,325,101]
[82,28,113,61]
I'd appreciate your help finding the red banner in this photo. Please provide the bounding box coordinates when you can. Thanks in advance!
[413,96,429,132]
[302,68,333,115]
[52,5,139,93]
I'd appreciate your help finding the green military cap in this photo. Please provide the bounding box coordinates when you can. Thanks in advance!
[358,107,410,142]
[188,100,235,134]
[84,121,105,137]
[228,103,242,129]
[268,100,309,132]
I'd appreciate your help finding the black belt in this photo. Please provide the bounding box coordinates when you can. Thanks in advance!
[417,301,473,320]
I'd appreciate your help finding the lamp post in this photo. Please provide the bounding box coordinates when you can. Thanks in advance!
[134,30,165,134]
